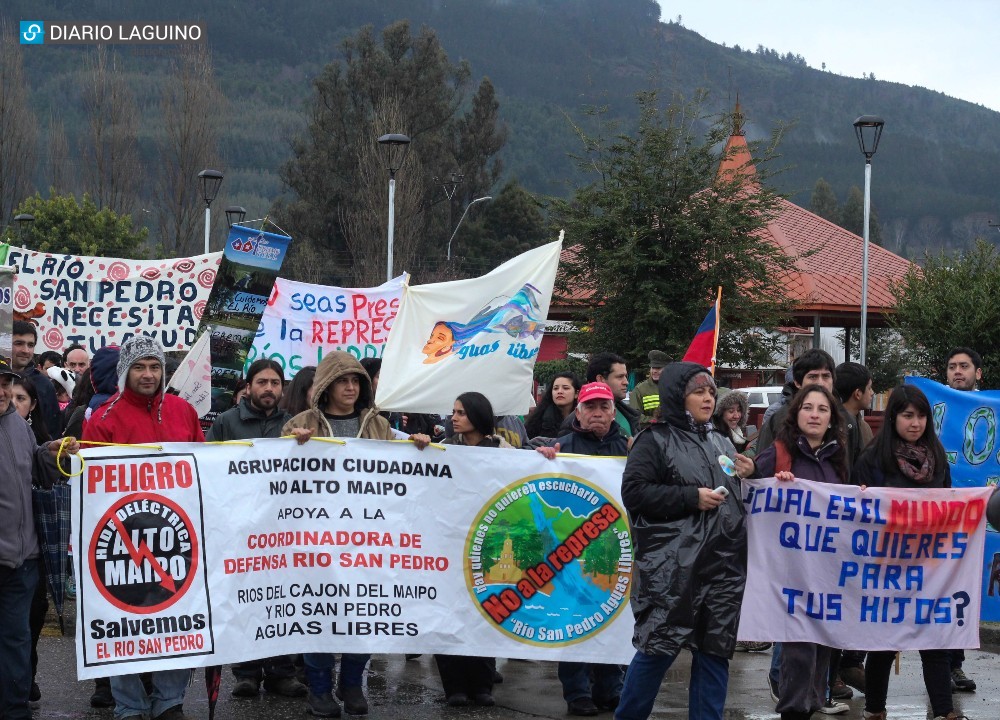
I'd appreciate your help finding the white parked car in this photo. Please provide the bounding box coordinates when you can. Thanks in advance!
[735,386,784,410]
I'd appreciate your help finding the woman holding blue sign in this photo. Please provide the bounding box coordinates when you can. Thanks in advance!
[752,384,849,720]
[852,385,957,720]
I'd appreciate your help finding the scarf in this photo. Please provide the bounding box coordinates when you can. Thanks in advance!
[893,439,934,484]
[686,410,714,437]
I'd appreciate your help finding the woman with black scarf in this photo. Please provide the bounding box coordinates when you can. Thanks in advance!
[851,384,957,720]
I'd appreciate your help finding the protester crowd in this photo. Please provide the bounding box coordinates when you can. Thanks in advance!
[0,316,988,720]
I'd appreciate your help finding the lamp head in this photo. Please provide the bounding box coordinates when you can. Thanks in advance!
[198,169,224,206]
[377,133,411,176]
[853,115,885,161]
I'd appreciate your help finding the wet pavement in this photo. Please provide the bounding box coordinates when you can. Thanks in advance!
[32,608,1000,720]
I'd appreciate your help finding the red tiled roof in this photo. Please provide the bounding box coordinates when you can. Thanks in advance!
[767,197,913,315]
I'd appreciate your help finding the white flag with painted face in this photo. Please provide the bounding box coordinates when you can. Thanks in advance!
[375,240,562,416]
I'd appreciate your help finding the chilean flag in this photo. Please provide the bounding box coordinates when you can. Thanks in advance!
[682,287,721,374]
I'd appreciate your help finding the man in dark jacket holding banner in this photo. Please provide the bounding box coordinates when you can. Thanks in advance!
[537,382,628,715]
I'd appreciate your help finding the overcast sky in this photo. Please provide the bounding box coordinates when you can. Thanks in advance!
[659,1,1000,112]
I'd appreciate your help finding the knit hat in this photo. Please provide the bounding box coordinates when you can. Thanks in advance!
[47,366,77,397]
[648,350,670,369]
[684,371,717,397]
[117,335,166,394]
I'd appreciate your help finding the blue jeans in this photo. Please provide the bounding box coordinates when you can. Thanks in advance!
[769,642,783,686]
[558,662,624,703]
[303,653,370,693]
[0,559,38,720]
[111,669,191,720]
[616,649,729,720]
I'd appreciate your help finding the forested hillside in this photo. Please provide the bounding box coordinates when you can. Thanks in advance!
[5,0,998,261]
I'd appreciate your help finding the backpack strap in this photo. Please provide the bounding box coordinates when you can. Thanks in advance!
[774,439,793,475]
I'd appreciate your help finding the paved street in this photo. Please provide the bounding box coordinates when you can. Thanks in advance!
[31,607,1000,720]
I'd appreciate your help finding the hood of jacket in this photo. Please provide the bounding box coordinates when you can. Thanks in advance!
[658,361,712,430]
[311,351,376,414]
[90,346,121,396]
[713,388,748,429]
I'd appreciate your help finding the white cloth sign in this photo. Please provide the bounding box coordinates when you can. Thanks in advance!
[4,247,221,352]
[249,275,404,378]
[73,438,635,678]
[375,241,562,416]
[167,328,213,417]
[737,478,991,650]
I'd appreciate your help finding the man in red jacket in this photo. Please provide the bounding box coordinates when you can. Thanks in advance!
[83,335,204,720]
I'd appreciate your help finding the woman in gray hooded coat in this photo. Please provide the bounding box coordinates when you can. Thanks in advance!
[615,362,753,720]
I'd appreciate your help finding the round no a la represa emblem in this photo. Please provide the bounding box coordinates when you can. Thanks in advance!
[88,493,199,614]
[465,474,633,647]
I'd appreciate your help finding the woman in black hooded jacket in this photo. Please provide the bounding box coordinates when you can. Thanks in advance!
[616,362,753,720]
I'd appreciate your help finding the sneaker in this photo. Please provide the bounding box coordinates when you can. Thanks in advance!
[153,706,193,720]
[863,711,887,720]
[66,574,76,599]
[91,678,115,708]
[818,700,850,715]
[951,668,976,692]
[738,641,773,652]
[306,692,342,718]
[841,665,866,694]
[335,685,368,715]
[567,697,600,716]
[934,713,969,720]
[231,679,260,698]
[830,677,854,700]
[767,672,780,704]
[473,692,495,706]
[263,676,307,698]
[446,693,470,707]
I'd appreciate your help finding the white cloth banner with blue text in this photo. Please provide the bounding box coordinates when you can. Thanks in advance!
[737,478,990,650]
[73,438,634,678]
[375,241,562,416]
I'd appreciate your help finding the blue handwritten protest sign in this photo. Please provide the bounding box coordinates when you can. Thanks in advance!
[907,376,1000,621]
[738,478,991,649]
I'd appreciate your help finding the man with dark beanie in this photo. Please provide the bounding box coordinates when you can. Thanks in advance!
[83,336,203,720]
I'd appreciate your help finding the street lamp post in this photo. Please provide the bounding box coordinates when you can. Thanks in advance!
[447,196,493,261]
[198,169,224,254]
[852,115,885,367]
[376,134,411,282]
[225,206,247,228]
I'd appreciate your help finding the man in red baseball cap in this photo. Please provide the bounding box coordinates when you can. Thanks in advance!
[536,380,628,715]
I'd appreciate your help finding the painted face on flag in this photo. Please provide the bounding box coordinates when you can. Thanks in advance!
[421,323,455,364]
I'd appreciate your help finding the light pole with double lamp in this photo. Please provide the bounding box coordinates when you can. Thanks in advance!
[852,115,884,367]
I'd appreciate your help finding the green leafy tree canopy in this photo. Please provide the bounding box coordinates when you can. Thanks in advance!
[2,192,147,258]
[890,239,1000,387]
[550,91,798,370]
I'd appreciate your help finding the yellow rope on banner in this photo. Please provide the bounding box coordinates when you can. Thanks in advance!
[57,439,167,478]
[279,435,347,445]
[205,440,255,446]
[394,438,446,451]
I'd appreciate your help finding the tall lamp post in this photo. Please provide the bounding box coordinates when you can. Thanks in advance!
[852,115,885,366]
[377,134,411,282]
[447,196,493,261]
[198,169,224,254]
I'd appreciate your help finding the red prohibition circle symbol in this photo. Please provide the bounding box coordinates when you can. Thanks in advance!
[88,493,199,614]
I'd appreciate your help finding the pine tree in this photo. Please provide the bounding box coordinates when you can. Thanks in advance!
[809,178,839,222]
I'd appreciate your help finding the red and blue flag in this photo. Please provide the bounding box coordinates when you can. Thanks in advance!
[681,287,721,374]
